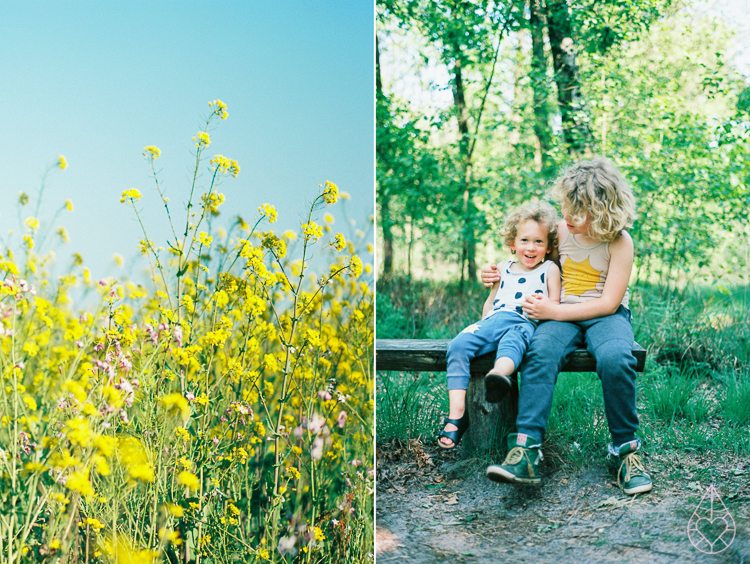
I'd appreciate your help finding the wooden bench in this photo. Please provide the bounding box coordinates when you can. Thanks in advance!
[376,339,646,451]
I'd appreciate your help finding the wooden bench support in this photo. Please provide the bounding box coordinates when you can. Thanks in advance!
[376,339,646,452]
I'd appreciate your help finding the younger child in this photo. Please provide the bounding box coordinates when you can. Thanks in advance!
[438,203,561,449]
[482,158,651,495]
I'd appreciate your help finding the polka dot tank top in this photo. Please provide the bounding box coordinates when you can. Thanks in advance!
[483,260,554,323]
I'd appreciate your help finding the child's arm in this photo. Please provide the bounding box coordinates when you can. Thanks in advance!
[546,262,561,304]
[523,232,633,322]
[483,281,501,318]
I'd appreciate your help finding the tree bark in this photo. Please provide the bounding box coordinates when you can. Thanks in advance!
[529,0,553,171]
[545,0,593,156]
[452,58,477,285]
[376,34,394,276]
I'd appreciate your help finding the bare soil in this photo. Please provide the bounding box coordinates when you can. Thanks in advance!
[376,439,750,563]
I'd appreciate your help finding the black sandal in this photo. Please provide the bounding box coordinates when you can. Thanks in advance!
[485,371,512,403]
[437,410,470,449]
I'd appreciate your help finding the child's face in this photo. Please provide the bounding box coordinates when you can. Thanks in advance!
[510,219,550,270]
[562,204,591,236]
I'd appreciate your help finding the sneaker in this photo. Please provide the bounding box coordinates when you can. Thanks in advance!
[486,433,542,485]
[484,371,511,403]
[614,440,652,495]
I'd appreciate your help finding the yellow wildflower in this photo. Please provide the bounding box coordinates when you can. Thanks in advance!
[302,222,323,243]
[178,471,200,490]
[322,180,338,204]
[143,146,161,159]
[258,203,277,223]
[58,155,68,170]
[331,233,346,252]
[209,99,228,119]
[197,232,212,248]
[193,131,211,147]
[161,393,190,421]
[210,155,240,177]
[120,189,142,203]
[25,217,40,233]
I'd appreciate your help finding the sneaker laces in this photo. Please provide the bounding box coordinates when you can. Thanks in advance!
[503,446,542,477]
[503,446,526,465]
[618,452,646,488]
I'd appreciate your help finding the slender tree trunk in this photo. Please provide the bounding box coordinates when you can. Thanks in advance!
[529,0,553,172]
[376,34,394,276]
[545,0,593,157]
[452,58,477,285]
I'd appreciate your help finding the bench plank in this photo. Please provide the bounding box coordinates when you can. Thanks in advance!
[375,339,646,373]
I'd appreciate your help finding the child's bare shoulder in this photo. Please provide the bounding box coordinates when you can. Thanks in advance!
[611,230,634,251]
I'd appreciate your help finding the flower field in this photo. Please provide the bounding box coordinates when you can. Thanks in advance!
[0,102,374,563]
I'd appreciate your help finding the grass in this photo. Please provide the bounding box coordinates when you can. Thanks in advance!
[377,276,750,472]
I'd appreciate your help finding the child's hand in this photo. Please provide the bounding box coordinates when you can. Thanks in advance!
[522,294,557,320]
[480,264,501,287]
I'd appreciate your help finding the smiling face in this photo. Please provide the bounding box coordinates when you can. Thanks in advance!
[510,219,551,270]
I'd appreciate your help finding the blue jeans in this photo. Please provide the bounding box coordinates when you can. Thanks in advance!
[516,305,639,446]
[446,312,534,390]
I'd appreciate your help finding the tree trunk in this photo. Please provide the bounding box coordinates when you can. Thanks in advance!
[452,58,477,284]
[545,0,593,157]
[466,371,518,453]
[529,0,553,172]
[376,34,394,276]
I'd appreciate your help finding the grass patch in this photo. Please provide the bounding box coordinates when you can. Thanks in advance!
[376,371,445,442]
[718,369,750,425]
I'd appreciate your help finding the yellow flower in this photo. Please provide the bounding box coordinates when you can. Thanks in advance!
[210,155,240,178]
[58,155,68,170]
[161,393,190,421]
[302,222,323,243]
[120,189,142,203]
[209,99,228,119]
[165,503,184,517]
[178,471,200,490]
[322,180,338,204]
[197,231,212,248]
[348,255,363,278]
[193,131,211,147]
[113,254,124,268]
[324,213,334,224]
[82,518,105,532]
[66,469,94,497]
[25,217,40,233]
[65,199,74,211]
[331,233,346,252]
[57,227,69,243]
[258,203,277,223]
[143,146,161,159]
[314,526,325,542]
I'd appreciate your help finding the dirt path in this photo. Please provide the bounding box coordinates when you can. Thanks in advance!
[376,440,750,563]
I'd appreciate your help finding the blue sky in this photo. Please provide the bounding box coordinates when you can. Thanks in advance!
[0,1,374,281]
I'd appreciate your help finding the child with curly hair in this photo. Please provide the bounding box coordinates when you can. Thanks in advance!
[438,202,561,449]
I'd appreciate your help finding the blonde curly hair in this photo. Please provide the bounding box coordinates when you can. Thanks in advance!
[500,201,559,253]
[551,158,637,242]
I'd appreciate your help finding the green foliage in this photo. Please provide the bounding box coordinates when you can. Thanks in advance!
[377,0,750,283]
